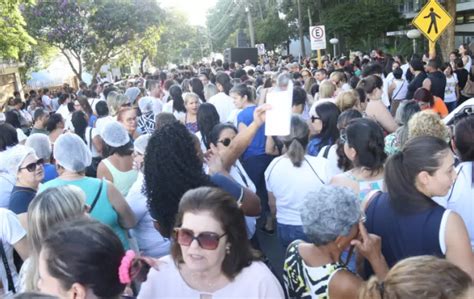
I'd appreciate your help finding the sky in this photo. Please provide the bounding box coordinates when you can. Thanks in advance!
[158,0,217,26]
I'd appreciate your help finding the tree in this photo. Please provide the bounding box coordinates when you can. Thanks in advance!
[321,2,403,52]
[0,0,35,60]
[24,0,90,80]
[24,0,162,81]
[254,10,289,50]
[83,0,162,79]
[439,0,456,62]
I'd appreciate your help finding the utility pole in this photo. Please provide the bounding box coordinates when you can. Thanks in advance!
[245,1,255,47]
[297,0,306,58]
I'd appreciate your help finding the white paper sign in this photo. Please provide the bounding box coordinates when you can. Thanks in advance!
[256,43,266,55]
[310,25,327,50]
[265,80,293,136]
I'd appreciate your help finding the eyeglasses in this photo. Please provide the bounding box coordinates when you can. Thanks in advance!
[218,138,232,147]
[311,116,320,122]
[174,228,226,250]
[19,159,44,172]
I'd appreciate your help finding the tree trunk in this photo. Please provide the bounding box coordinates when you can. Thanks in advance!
[297,0,306,58]
[61,49,83,82]
[140,54,148,75]
[439,0,456,62]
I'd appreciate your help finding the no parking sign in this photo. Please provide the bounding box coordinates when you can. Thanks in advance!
[310,25,326,50]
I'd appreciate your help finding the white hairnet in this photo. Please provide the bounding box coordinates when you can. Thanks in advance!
[138,96,154,114]
[25,134,52,161]
[54,133,92,172]
[0,145,35,175]
[134,134,151,155]
[125,87,141,104]
[101,121,130,147]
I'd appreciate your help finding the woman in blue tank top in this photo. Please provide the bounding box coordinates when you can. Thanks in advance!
[363,136,474,280]
[39,133,136,249]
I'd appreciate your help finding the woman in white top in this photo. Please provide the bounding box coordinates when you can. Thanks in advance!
[138,187,284,299]
[265,115,330,249]
[208,72,235,123]
[459,43,472,72]
[0,208,28,295]
[442,63,459,113]
[163,85,187,120]
[388,67,408,116]
[126,134,171,258]
[209,123,257,239]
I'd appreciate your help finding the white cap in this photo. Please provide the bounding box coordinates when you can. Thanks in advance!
[134,134,151,155]
[138,96,154,114]
[100,121,130,147]
[54,133,92,172]
[0,145,35,174]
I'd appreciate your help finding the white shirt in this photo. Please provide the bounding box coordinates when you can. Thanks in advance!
[317,144,343,181]
[433,162,474,250]
[0,208,26,295]
[444,74,458,103]
[230,160,257,238]
[85,127,101,158]
[138,255,285,299]
[265,155,329,225]
[381,74,391,107]
[152,97,164,116]
[208,92,235,123]
[56,104,70,120]
[391,79,408,101]
[0,173,14,208]
[41,95,51,111]
[126,173,171,258]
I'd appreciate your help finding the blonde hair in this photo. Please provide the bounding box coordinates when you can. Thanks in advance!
[107,92,129,116]
[183,92,200,105]
[408,110,449,141]
[359,256,472,299]
[304,77,317,94]
[335,90,360,112]
[24,185,86,291]
[318,80,336,99]
[330,71,346,86]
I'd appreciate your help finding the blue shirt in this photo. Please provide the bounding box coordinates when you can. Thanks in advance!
[42,163,58,183]
[237,106,266,160]
[8,186,36,214]
[210,173,243,202]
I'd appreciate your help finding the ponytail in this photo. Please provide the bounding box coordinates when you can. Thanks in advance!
[358,277,383,299]
[282,115,309,167]
[286,139,305,167]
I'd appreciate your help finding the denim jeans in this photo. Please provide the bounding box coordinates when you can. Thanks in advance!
[445,101,457,113]
[277,223,308,250]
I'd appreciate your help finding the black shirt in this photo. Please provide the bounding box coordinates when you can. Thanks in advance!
[427,71,447,100]
[455,68,469,90]
[406,72,427,100]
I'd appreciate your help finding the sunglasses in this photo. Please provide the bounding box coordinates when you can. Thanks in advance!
[174,228,226,250]
[19,159,44,172]
[218,138,232,147]
[311,116,320,122]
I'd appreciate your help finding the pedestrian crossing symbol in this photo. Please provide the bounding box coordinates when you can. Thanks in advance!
[412,0,453,43]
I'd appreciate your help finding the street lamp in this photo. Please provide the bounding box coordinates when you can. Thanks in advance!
[329,38,339,58]
[407,29,421,56]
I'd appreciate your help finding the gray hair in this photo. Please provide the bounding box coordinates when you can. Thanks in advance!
[281,115,309,167]
[204,83,218,101]
[277,72,292,89]
[25,134,52,161]
[395,100,421,148]
[301,185,361,246]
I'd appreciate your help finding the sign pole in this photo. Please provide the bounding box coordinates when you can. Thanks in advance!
[429,41,436,59]
[317,49,322,69]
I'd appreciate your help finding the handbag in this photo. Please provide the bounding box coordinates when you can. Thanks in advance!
[85,128,102,178]
[462,66,474,97]
[0,240,16,294]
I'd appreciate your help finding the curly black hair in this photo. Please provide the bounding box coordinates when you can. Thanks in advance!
[144,121,213,237]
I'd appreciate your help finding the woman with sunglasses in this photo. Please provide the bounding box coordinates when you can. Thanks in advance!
[308,101,340,156]
[209,123,257,240]
[139,187,284,298]
[8,145,44,215]
[283,185,388,299]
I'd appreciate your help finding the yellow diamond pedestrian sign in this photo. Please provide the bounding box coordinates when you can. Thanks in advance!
[412,0,453,43]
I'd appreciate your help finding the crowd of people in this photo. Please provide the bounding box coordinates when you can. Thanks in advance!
[0,45,473,299]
